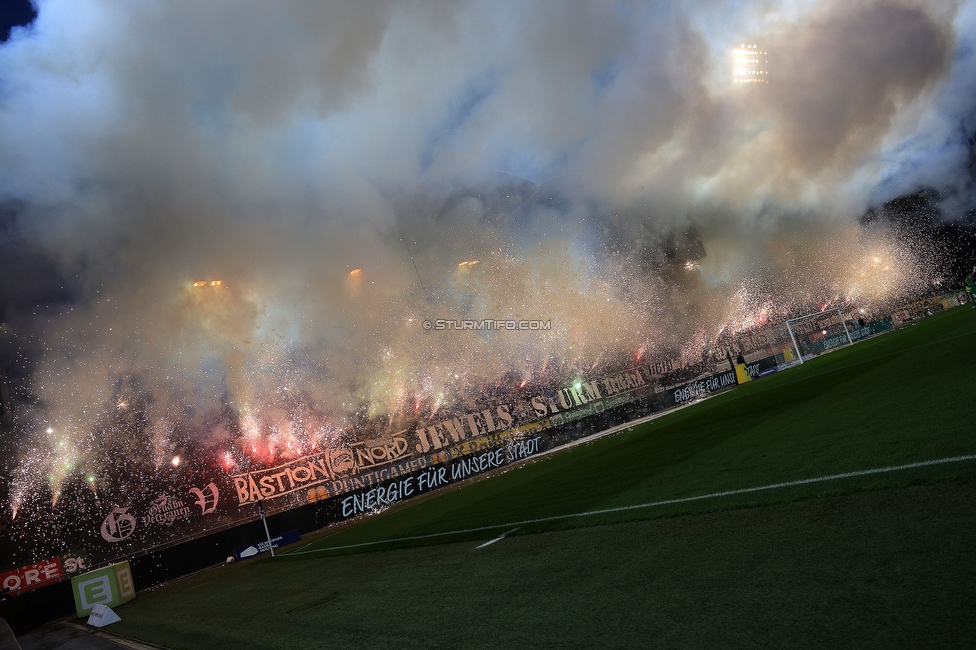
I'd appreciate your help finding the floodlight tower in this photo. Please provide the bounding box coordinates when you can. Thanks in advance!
[733,44,769,84]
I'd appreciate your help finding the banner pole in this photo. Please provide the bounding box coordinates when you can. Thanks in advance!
[257,500,274,557]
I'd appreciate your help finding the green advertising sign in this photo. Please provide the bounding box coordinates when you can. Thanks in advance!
[70,560,136,617]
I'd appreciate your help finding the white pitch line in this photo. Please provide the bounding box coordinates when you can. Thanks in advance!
[475,535,506,549]
[280,396,706,556]
[276,453,976,557]
[476,527,520,549]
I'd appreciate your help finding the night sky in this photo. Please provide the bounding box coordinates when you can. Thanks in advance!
[0,0,35,43]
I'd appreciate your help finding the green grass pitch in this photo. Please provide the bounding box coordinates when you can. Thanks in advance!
[106,308,976,648]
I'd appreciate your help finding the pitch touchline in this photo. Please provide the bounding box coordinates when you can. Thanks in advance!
[277,454,976,556]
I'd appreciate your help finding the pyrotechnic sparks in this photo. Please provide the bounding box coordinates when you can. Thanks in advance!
[0,215,951,534]
[0,0,972,560]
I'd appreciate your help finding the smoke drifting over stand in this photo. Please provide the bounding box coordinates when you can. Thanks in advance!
[0,1,974,520]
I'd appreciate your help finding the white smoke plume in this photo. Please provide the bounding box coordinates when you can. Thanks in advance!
[0,0,972,507]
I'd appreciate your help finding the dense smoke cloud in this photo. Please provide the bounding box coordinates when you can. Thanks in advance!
[0,0,972,507]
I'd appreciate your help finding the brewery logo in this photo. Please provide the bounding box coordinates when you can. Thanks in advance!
[142,493,192,526]
[100,508,136,542]
[189,482,220,515]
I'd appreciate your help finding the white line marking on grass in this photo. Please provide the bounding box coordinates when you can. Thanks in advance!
[476,527,519,549]
[279,390,714,556]
[277,454,976,557]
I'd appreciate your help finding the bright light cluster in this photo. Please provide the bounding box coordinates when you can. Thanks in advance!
[733,44,769,84]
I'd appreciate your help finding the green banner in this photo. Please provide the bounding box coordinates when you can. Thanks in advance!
[70,560,136,617]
